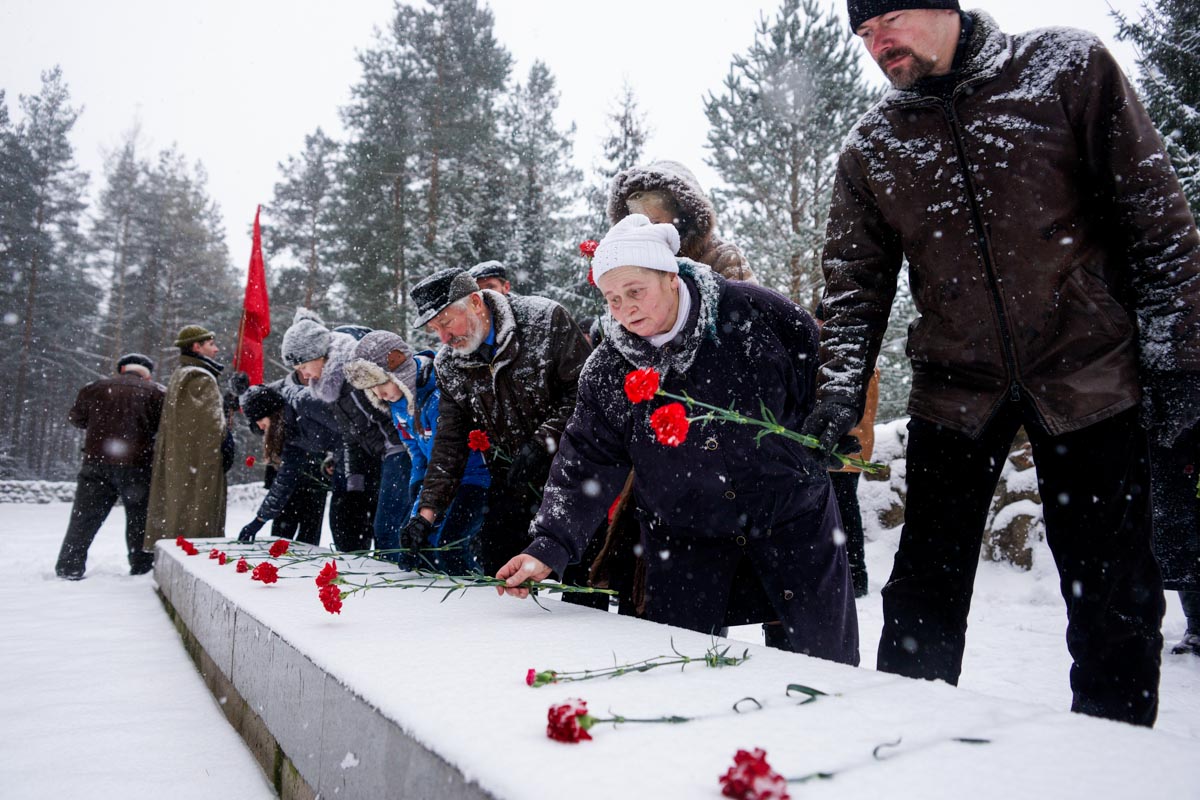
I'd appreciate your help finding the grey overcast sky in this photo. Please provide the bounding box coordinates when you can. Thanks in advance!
[0,1,1145,274]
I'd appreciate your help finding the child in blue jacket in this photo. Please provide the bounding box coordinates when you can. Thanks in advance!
[345,341,489,573]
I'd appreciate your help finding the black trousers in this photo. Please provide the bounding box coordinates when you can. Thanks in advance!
[329,457,380,553]
[56,463,155,577]
[271,473,327,546]
[877,403,1164,726]
[830,471,868,595]
[477,471,542,578]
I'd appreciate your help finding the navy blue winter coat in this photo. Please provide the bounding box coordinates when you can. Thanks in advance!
[527,261,831,577]
[256,375,342,521]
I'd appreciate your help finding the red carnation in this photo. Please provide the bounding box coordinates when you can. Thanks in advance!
[579,239,599,258]
[315,560,338,588]
[650,403,690,447]
[527,669,558,688]
[268,539,290,558]
[547,698,595,743]
[319,583,343,614]
[587,264,596,287]
[526,668,536,686]
[235,558,250,573]
[467,429,491,452]
[719,748,790,800]
[175,536,187,548]
[245,455,256,468]
[181,540,199,556]
[624,367,661,403]
[218,552,228,566]
[251,562,279,584]
[208,549,221,560]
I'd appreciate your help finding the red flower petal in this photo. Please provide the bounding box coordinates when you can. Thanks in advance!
[251,562,279,584]
[650,402,690,447]
[315,561,338,588]
[623,367,661,404]
[467,429,491,452]
[579,239,599,258]
[268,539,290,558]
[245,455,257,468]
[235,558,250,573]
[546,699,593,743]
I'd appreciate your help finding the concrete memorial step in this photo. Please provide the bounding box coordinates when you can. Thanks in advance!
[154,539,1194,800]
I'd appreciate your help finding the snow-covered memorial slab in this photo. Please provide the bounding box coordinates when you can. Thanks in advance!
[155,538,1195,800]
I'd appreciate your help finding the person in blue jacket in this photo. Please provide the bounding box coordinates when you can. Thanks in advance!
[345,333,490,573]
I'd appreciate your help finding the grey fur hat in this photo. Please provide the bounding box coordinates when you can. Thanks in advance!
[343,330,418,413]
[281,308,331,367]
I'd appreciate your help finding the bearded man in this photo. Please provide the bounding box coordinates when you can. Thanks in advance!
[403,268,591,575]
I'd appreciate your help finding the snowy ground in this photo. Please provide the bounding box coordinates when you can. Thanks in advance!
[1,495,1196,798]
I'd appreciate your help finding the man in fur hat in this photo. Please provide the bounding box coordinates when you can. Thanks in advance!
[403,268,591,576]
[144,326,233,548]
[56,354,165,579]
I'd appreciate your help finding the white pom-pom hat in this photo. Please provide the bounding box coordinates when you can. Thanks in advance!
[591,213,681,285]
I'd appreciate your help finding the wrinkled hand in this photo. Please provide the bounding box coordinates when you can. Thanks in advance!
[401,515,435,551]
[800,400,860,466]
[238,517,265,543]
[508,441,552,486]
[495,554,552,599]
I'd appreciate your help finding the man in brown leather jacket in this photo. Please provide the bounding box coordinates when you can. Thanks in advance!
[803,1,1200,726]
[55,354,165,579]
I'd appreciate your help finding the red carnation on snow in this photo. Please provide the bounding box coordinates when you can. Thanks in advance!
[217,552,227,566]
[180,540,199,556]
[650,403,690,447]
[315,561,338,588]
[624,367,661,403]
[235,558,250,573]
[175,536,187,548]
[467,429,491,452]
[268,539,290,558]
[208,549,221,560]
[245,455,257,468]
[719,748,790,800]
[319,583,343,615]
[251,562,279,584]
[547,698,595,743]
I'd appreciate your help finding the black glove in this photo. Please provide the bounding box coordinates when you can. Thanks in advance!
[401,515,435,551]
[229,371,251,397]
[508,441,552,486]
[238,517,266,543]
[800,399,861,467]
[221,428,236,472]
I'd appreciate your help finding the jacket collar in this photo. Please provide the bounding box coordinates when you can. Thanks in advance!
[604,259,723,377]
[882,11,1010,108]
[181,353,223,378]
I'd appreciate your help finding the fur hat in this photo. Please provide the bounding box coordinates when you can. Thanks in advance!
[468,260,508,282]
[116,353,155,375]
[174,325,215,348]
[281,307,332,367]
[846,0,960,32]
[240,383,286,422]
[343,330,418,413]
[591,214,681,285]
[411,269,479,328]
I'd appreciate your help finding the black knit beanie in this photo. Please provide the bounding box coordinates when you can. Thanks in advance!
[847,0,960,32]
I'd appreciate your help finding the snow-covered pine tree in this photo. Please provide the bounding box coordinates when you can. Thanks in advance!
[585,83,650,238]
[2,68,94,476]
[704,0,878,307]
[264,128,341,339]
[1114,0,1200,220]
[499,61,593,314]
[336,0,511,331]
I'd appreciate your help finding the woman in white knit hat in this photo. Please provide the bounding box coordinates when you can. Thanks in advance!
[495,215,860,664]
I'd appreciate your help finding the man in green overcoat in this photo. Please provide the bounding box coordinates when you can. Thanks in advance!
[143,325,232,550]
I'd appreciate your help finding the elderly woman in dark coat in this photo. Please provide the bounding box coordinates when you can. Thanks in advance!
[496,215,858,665]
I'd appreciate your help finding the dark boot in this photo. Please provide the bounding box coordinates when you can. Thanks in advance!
[1170,591,1200,655]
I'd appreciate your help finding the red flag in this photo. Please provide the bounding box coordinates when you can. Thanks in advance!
[234,205,270,385]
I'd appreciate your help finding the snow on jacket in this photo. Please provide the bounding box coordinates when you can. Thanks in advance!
[144,355,228,545]
[68,373,165,467]
[420,290,590,515]
[819,10,1200,438]
[608,160,754,282]
[381,354,490,518]
[525,261,832,579]
[254,375,341,521]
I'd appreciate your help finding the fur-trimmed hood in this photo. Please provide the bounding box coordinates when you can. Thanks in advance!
[307,331,359,404]
[608,160,753,282]
[343,358,417,415]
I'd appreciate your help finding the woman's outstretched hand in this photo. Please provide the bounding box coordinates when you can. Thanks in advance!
[495,554,552,599]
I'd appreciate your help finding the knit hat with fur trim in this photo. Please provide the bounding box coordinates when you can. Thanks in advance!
[846,0,960,32]
[591,213,681,285]
[343,330,417,413]
[281,308,332,367]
